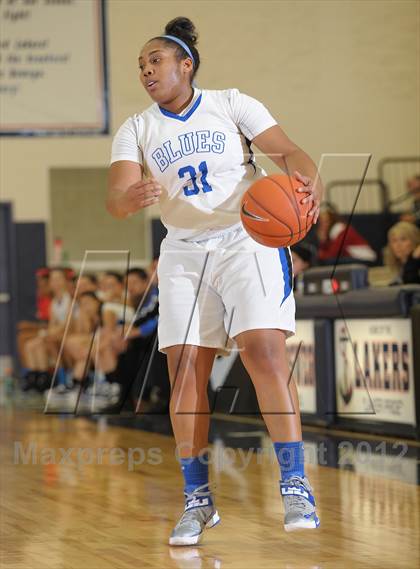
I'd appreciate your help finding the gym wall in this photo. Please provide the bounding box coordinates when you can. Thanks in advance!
[0,0,418,251]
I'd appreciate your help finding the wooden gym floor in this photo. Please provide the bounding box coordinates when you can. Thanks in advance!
[0,408,419,569]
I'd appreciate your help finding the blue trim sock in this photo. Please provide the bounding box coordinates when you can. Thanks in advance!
[274,441,305,481]
[57,367,66,386]
[180,454,209,495]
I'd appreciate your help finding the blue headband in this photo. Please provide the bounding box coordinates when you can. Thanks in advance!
[160,35,195,67]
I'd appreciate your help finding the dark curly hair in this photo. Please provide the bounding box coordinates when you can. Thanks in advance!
[151,17,200,81]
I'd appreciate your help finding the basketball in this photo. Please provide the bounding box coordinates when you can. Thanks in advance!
[240,174,314,248]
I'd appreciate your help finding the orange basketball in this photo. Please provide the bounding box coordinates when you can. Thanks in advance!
[240,174,314,248]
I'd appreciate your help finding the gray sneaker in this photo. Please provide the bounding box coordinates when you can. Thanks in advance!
[169,484,220,546]
[83,381,121,412]
[280,475,320,532]
[43,384,79,411]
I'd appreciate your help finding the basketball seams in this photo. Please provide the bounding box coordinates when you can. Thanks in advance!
[268,174,314,241]
[246,228,292,247]
[247,187,294,234]
[252,227,308,239]
[245,193,293,246]
[266,175,303,235]
[241,174,313,247]
[248,226,308,242]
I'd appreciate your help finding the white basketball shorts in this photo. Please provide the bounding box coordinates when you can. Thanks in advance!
[157,223,295,356]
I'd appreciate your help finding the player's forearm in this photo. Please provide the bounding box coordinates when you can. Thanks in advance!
[107,162,145,219]
[106,187,129,219]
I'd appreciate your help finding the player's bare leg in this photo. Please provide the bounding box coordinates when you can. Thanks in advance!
[235,329,301,441]
[165,345,220,545]
[235,328,320,531]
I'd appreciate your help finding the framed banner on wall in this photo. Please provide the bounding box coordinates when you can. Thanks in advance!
[287,318,335,426]
[334,318,418,436]
[0,0,108,136]
[286,319,317,414]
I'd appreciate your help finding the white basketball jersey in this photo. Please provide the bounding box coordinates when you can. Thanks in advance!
[111,88,277,240]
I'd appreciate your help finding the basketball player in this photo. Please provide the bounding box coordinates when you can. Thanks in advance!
[108,17,323,545]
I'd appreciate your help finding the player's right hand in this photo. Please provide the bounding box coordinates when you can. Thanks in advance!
[120,178,163,216]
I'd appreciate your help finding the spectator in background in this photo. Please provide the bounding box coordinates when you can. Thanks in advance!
[291,243,315,278]
[399,175,420,228]
[36,268,52,321]
[384,221,420,284]
[63,267,76,298]
[76,273,98,296]
[45,291,103,407]
[96,272,107,301]
[64,273,99,326]
[316,202,377,264]
[65,291,103,382]
[17,268,52,375]
[95,267,159,411]
[22,268,72,392]
[95,271,134,372]
[78,271,134,394]
[101,271,134,328]
[92,268,150,379]
[53,267,157,412]
[122,267,159,342]
[291,242,316,293]
[127,267,149,307]
[46,268,154,411]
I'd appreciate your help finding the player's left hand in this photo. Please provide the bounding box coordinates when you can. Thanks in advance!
[295,170,321,223]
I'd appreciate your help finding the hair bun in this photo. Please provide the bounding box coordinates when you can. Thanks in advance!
[164,17,198,45]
